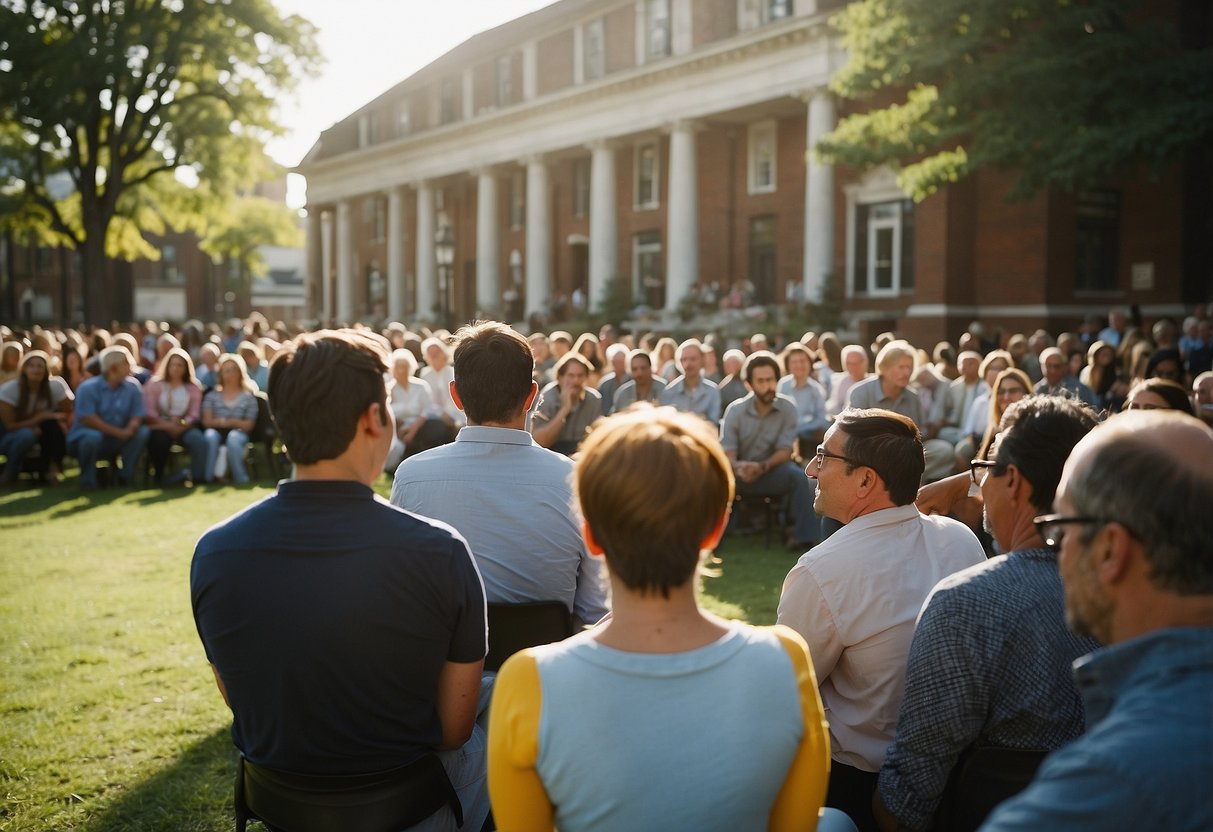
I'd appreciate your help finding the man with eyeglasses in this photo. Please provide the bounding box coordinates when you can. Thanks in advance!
[980,410,1213,831]
[777,408,985,831]
[719,351,821,550]
[874,396,1098,832]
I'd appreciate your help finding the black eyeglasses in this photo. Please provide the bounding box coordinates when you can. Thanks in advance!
[812,446,856,470]
[969,458,999,487]
[1033,514,1104,551]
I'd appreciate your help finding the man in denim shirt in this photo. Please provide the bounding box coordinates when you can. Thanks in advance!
[982,410,1213,831]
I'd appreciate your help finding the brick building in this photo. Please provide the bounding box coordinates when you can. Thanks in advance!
[298,0,1208,342]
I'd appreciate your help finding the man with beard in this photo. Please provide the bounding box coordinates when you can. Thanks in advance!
[719,351,820,551]
[874,396,1099,832]
[981,410,1213,832]
[778,408,984,831]
[530,352,602,456]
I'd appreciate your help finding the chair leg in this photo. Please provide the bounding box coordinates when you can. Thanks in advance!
[234,756,248,832]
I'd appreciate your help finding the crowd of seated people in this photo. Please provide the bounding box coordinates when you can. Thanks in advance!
[2,303,1210,493]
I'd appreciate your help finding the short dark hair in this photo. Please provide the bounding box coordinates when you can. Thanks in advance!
[451,321,535,424]
[1069,413,1213,595]
[833,408,924,505]
[993,395,1098,512]
[742,350,780,383]
[267,329,388,465]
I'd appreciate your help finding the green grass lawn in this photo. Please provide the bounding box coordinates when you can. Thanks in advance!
[0,474,798,831]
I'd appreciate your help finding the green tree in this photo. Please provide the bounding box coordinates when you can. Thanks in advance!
[199,190,303,316]
[816,0,1213,200]
[0,0,320,322]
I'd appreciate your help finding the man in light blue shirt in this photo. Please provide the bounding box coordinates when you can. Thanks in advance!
[67,345,149,489]
[391,321,609,628]
[660,339,721,423]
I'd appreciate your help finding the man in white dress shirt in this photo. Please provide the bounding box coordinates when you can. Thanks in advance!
[777,408,985,831]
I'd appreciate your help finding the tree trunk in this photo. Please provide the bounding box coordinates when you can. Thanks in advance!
[80,225,110,325]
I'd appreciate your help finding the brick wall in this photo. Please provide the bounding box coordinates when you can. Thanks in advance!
[537,29,574,94]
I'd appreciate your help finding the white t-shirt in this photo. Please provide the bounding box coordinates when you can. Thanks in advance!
[0,376,72,415]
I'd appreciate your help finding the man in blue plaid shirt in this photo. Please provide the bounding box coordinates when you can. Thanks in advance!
[874,396,1098,831]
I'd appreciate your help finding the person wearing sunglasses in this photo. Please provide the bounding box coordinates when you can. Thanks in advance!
[778,408,985,831]
[874,396,1098,832]
[982,410,1213,832]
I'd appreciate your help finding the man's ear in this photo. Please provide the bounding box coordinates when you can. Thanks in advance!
[449,380,465,413]
[364,401,390,436]
[1005,464,1034,506]
[524,380,539,411]
[582,520,605,558]
[1096,523,1136,589]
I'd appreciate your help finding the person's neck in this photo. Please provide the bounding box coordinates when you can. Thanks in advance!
[1004,515,1045,554]
[593,577,727,654]
[469,413,527,431]
[294,456,374,486]
[879,378,904,400]
[683,372,700,390]
[635,378,652,395]
[844,497,899,524]
[753,396,773,416]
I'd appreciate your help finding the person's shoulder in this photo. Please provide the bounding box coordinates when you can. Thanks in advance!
[702,377,719,390]
[194,491,279,555]
[584,386,602,401]
[0,378,17,402]
[772,392,798,413]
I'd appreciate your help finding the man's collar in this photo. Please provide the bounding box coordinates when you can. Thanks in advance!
[456,425,534,446]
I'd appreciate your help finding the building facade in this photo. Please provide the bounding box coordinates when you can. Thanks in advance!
[297,0,1207,342]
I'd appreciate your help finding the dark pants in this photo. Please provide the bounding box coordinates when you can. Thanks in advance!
[827,761,878,832]
[736,460,822,544]
[37,418,67,464]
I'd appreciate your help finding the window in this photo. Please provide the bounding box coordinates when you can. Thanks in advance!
[510,169,525,230]
[161,244,180,283]
[496,55,513,107]
[852,198,915,296]
[748,121,777,194]
[573,158,591,218]
[634,231,664,308]
[357,112,377,148]
[765,0,792,22]
[440,78,456,124]
[395,100,411,137]
[584,18,605,80]
[646,0,670,60]
[749,217,776,304]
[1075,190,1120,292]
[634,142,659,210]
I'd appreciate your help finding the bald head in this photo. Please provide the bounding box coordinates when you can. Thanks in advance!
[1059,411,1213,607]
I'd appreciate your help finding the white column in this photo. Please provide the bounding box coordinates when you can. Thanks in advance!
[306,208,321,320]
[671,0,692,56]
[634,2,647,66]
[476,170,500,313]
[588,141,617,314]
[416,183,436,322]
[320,210,333,320]
[573,24,585,85]
[462,68,474,120]
[335,199,354,322]
[804,89,836,304]
[524,157,551,318]
[522,41,538,100]
[665,120,699,313]
[387,186,405,322]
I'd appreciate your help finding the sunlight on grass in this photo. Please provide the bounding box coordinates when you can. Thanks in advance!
[0,475,793,829]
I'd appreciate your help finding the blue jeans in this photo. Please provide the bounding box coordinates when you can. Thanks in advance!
[68,425,150,488]
[1,427,39,482]
[737,460,822,545]
[203,428,250,484]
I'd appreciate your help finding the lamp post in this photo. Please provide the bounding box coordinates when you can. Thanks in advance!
[434,219,455,328]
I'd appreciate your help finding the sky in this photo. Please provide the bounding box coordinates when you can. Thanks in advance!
[269,0,556,208]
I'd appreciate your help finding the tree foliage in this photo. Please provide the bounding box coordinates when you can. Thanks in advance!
[816,0,1213,200]
[0,0,320,321]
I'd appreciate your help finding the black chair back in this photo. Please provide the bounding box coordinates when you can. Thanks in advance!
[933,746,1048,832]
[485,601,575,672]
[235,753,462,832]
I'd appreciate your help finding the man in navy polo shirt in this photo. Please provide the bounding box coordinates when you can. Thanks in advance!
[191,329,489,831]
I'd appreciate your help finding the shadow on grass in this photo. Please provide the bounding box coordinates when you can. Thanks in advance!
[86,727,237,832]
[0,479,272,521]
